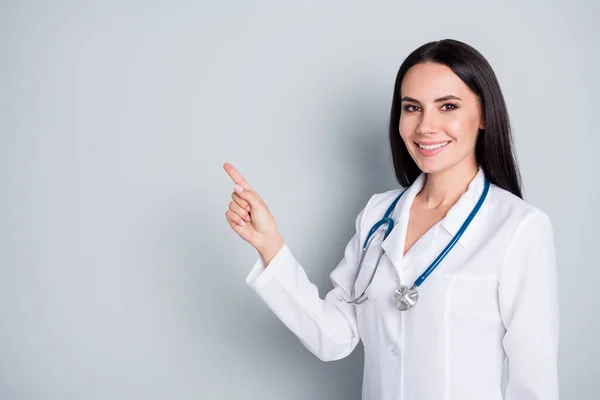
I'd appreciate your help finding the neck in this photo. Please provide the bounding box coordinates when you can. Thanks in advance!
[419,159,479,209]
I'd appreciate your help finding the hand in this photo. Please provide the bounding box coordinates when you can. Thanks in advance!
[223,163,284,260]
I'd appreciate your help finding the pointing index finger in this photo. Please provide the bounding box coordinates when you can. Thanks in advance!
[223,162,253,190]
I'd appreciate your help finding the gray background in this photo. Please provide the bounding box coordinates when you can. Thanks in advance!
[1,0,598,399]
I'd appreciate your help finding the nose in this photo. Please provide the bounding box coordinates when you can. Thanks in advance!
[416,108,440,135]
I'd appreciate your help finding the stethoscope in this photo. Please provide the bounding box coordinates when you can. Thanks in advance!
[340,177,490,311]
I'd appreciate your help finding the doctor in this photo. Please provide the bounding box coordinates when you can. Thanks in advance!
[224,39,558,400]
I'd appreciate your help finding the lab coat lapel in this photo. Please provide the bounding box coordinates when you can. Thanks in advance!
[380,168,487,276]
[381,172,427,276]
[439,167,487,247]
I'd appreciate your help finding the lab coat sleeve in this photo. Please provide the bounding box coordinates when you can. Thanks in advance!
[498,211,559,399]
[245,196,374,362]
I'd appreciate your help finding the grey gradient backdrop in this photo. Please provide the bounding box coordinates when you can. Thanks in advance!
[1,1,598,399]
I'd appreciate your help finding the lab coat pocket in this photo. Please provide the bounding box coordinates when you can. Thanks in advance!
[447,275,500,327]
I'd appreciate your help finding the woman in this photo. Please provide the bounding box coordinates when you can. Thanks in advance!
[224,39,559,400]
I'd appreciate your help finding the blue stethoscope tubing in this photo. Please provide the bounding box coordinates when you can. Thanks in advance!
[346,177,491,305]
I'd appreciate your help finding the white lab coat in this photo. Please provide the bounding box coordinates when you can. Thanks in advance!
[245,168,559,400]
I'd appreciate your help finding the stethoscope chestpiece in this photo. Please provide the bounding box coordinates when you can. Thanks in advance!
[392,284,419,311]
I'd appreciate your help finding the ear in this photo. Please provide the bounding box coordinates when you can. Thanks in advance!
[479,117,486,130]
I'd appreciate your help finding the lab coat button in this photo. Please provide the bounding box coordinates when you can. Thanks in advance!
[390,346,399,356]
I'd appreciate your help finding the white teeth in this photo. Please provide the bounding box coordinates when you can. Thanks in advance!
[418,141,450,150]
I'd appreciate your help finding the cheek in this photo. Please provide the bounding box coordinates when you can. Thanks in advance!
[399,117,414,140]
[446,114,480,142]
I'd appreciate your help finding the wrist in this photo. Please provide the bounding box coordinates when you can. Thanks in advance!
[257,235,285,267]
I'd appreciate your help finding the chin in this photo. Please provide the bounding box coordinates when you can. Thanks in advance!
[418,164,449,175]
[413,158,452,175]
[416,156,478,177]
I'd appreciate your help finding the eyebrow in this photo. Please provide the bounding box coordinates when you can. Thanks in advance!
[401,95,463,103]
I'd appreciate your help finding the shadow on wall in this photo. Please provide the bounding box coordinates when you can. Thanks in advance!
[157,83,396,398]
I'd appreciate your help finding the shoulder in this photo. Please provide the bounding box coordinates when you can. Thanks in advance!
[485,184,554,237]
[364,184,554,232]
[365,188,406,213]
[359,184,554,237]
[355,187,406,229]
[365,187,405,214]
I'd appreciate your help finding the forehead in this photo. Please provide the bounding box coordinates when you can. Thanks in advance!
[400,62,475,100]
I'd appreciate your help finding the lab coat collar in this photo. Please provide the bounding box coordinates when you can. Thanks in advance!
[380,167,487,273]
[439,167,487,248]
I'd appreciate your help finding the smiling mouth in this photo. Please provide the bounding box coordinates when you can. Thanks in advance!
[416,141,451,150]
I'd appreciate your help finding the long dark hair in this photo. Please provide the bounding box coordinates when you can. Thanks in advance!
[389,39,523,198]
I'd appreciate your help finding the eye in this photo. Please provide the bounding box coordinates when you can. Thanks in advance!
[403,104,420,112]
[441,103,458,111]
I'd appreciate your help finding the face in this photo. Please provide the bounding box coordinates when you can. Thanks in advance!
[399,62,485,175]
